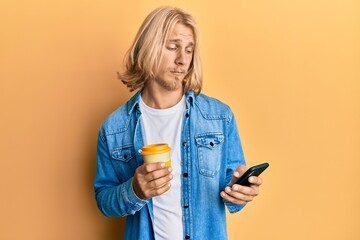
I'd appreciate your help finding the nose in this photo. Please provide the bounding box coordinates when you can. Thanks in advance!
[175,50,186,66]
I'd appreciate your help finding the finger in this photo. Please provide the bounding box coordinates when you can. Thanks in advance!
[249,176,263,186]
[220,191,247,205]
[236,165,248,175]
[225,186,255,202]
[144,166,172,182]
[133,166,166,191]
[231,184,259,196]
[231,165,247,184]
[147,183,171,198]
[147,172,173,188]
[141,162,166,174]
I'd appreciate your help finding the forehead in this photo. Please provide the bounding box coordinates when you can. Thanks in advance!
[167,23,194,44]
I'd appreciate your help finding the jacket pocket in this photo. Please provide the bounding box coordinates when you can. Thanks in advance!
[195,133,224,177]
[112,144,136,162]
[110,144,137,182]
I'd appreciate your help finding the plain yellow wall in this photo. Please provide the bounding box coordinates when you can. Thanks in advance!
[1,0,359,239]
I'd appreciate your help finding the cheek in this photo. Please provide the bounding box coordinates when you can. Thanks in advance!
[160,63,171,73]
[156,62,168,74]
[159,56,172,68]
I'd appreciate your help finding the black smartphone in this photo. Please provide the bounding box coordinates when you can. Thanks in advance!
[232,162,269,186]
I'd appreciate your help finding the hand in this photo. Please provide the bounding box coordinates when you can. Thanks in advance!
[220,165,263,205]
[132,162,173,200]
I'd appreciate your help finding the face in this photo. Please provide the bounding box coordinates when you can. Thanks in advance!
[153,23,194,92]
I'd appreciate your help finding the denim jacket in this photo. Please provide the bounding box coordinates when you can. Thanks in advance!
[94,91,246,240]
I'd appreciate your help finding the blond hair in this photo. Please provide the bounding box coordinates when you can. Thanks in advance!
[118,6,203,95]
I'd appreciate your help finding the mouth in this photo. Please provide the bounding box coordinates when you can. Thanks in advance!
[170,70,185,75]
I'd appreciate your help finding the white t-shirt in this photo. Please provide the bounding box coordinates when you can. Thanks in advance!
[139,95,185,240]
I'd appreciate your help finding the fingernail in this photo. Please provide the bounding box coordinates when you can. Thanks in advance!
[168,167,172,172]
[233,171,240,177]
[249,176,255,182]
[169,174,173,179]
[160,163,165,168]
[233,186,238,191]
[220,192,225,197]
[225,187,231,193]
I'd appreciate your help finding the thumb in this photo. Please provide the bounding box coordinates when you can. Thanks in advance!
[231,165,247,185]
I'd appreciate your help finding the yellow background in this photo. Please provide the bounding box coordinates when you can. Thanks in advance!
[1,0,359,239]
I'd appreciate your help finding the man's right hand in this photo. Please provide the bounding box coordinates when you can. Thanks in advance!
[132,162,173,200]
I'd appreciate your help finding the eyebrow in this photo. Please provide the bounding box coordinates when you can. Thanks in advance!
[168,39,194,46]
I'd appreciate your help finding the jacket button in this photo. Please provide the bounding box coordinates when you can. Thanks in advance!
[182,142,187,146]
[185,113,189,118]
[183,173,188,177]
[185,236,190,239]
[184,205,189,208]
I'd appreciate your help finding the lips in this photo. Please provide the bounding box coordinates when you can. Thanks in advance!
[170,69,185,74]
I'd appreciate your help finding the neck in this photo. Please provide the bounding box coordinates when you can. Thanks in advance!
[141,85,184,109]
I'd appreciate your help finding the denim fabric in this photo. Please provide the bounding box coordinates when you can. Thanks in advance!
[94,91,246,240]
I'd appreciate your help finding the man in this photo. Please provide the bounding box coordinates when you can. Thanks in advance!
[94,6,263,240]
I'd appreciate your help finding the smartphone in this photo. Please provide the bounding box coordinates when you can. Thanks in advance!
[232,162,269,187]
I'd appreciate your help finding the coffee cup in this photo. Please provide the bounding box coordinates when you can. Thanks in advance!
[139,143,172,194]
[139,143,172,167]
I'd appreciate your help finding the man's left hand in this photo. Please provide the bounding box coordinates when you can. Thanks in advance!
[220,165,263,205]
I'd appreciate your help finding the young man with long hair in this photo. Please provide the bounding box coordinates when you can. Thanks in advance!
[94,6,263,240]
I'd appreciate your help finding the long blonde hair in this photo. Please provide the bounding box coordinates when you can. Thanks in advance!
[118,6,203,95]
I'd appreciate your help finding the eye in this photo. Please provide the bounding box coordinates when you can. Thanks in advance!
[167,44,177,51]
[185,48,194,54]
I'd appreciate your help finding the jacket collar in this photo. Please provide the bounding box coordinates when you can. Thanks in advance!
[127,90,195,115]
[185,90,195,108]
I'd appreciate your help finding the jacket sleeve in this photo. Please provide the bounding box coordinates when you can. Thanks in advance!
[94,130,147,217]
[224,110,247,213]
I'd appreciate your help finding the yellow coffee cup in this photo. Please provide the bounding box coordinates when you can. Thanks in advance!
[139,143,172,167]
[139,143,172,194]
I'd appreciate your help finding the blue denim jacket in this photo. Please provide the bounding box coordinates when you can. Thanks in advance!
[94,91,246,239]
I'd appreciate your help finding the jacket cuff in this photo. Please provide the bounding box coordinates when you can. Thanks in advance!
[225,201,246,213]
[121,177,148,212]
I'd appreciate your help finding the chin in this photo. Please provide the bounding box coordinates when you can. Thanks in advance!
[166,84,182,92]
[156,77,183,92]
